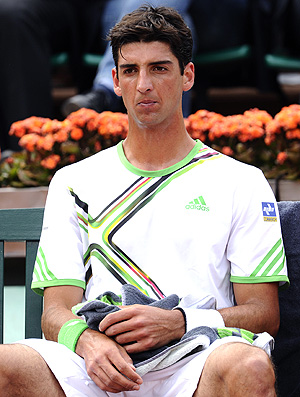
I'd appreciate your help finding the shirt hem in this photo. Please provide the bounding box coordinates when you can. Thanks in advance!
[31,279,86,296]
[230,275,289,289]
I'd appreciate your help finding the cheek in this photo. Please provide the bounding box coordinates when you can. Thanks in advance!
[163,77,182,93]
[163,81,183,102]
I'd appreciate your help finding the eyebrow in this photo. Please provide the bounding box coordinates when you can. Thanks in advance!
[119,60,173,69]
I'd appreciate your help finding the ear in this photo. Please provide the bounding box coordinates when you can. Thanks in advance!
[112,67,122,97]
[182,62,195,92]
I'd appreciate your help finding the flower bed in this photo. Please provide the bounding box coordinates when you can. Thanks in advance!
[0,105,300,187]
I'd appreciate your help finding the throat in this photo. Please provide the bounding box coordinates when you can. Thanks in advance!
[122,136,197,172]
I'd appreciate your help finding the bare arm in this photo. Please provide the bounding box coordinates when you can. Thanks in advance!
[42,285,83,341]
[42,286,142,393]
[219,282,280,337]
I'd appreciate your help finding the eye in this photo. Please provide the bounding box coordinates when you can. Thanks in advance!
[153,65,167,72]
[122,67,137,75]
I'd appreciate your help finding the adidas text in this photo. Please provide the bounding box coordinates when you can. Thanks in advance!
[185,204,209,211]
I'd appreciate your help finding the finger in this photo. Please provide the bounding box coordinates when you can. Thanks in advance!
[102,345,143,387]
[113,350,143,385]
[100,307,135,332]
[90,365,139,393]
[105,359,142,391]
[114,329,139,345]
[115,361,142,384]
[123,340,145,354]
[104,320,135,338]
[118,344,135,366]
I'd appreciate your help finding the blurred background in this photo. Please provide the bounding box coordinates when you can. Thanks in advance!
[1,0,300,155]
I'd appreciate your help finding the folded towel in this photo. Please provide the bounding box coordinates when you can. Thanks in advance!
[73,284,273,376]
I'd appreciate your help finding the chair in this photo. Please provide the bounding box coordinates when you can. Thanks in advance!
[0,208,44,343]
[192,44,254,111]
[265,54,300,71]
[273,201,300,396]
[264,53,300,104]
[51,52,69,67]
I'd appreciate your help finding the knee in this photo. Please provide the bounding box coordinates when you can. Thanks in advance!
[227,346,276,395]
[244,349,275,386]
[0,348,16,392]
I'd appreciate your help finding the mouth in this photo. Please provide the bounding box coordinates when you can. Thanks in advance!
[137,99,157,107]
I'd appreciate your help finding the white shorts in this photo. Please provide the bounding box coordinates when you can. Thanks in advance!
[17,334,272,397]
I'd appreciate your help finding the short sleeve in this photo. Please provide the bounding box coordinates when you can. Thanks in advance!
[31,168,87,296]
[227,167,289,288]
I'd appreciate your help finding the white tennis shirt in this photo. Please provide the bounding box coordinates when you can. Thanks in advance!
[32,140,288,324]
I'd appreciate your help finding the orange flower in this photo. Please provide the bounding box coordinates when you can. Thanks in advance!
[19,134,39,152]
[67,108,100,128]
[68,154,77,163]
[94,140,102,152]
[36,134,55,151]
[277,151,288,165]
[54,128,69,143]
[9,121,26,138]
[97,111,128,139]
[70,127,84,141]
[187,109,223,141]
[243,108,272,126]
[286,128,300,140]
[221,146,234,156]
[40,154,61,169]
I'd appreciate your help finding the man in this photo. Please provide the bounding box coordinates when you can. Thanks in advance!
[0,6,288,396]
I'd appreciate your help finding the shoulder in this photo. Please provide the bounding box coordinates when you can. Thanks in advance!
[53,144,119,182]
[200,144,266,182]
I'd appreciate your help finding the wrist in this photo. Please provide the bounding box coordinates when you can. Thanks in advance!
[75,327,108,357]
[171,308,186,339]
[58,318,89,352]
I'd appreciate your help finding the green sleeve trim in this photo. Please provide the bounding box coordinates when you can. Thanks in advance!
[31,279,86,296]
[230,275,290,289]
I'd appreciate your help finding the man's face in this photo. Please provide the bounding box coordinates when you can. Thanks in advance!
[112,41,194,128]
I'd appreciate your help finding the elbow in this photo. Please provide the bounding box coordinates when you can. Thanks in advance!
[268,315,280,338]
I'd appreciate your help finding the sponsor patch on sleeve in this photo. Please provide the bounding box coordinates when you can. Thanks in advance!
[262,202,277,222]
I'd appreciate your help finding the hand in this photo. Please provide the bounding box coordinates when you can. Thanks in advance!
[99,305,185,354]
[76,329,143,393]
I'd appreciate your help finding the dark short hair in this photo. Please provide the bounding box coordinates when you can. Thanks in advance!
[107,5,193,75]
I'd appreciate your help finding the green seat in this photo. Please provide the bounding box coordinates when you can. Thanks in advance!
[51,52,104,68]
[192,44,253,110]
[194,44,252,66]
[265,54,300,71]
[0,208,44,343]
[83,53,104,68]
[51,52,69,67]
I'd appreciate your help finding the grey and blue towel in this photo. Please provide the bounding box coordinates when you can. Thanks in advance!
[73,284,273,376]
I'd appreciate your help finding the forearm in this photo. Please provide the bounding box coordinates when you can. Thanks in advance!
[41,304,80,342]
[218,302,280,337]
[42,285,85,342]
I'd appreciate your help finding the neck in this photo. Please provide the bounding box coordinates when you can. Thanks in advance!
[123,116,196,171]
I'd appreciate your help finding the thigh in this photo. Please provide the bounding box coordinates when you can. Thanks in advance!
[0,344,65,397]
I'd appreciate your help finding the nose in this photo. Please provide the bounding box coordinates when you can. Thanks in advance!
[137,70,153,93]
